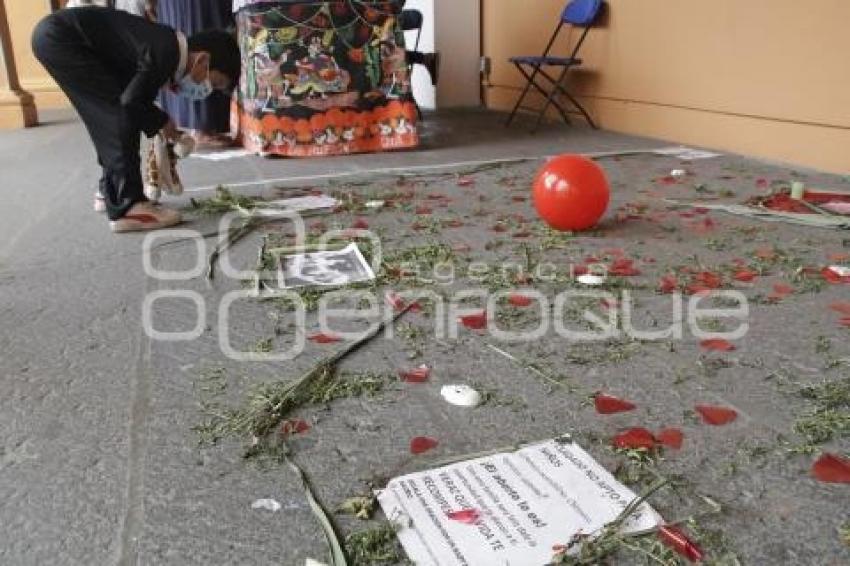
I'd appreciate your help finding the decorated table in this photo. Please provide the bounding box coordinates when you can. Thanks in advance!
[232,0,419,157]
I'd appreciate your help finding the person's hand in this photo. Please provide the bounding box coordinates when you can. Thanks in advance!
[161,120,180,142]
[144,0,157,22]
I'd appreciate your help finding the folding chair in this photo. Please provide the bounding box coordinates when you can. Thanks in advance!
[400,9,425,121]
[506,0,604,131]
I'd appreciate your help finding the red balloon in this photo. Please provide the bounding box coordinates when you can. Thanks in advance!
[532,155,610,231]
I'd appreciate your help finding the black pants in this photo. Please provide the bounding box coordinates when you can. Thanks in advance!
[32,14,146,220]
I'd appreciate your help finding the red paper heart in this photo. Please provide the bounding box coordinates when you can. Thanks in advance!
[612,428,656,450]
[573,265,589,277]
[695,404,738,426]
[659,275,679,294]
[609,258,641,277]
[822,267,850,284]
[733,270,758,283]
[656,428,684,450]
[460,311,487,330]
[447,509,480,524]
[399,365,431,383]
[658,525,704,562]
[508,293,533,307]
[309,333,341,344]
[351,218,370,230]
[699,339,736,352]
[811,453,850,484]
[385,292,423,313]
[280,419,311,436]
[772,282,794,297]
[594,394,637,415]
[410,436,439,455]
[828,302,850,316]
[693,271,722,289]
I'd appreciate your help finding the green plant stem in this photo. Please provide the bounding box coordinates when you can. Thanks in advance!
[284,446,348,566]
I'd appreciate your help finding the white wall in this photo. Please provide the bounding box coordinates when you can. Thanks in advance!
[404,0,481,109]
[403,0,436,110]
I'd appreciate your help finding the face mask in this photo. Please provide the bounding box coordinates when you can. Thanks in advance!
[178,59,213,100]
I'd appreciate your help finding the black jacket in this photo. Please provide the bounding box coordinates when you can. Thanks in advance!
[54,7,181,136]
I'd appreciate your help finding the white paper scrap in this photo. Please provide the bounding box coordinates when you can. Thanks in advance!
[577,274,607,286]
[376,438,661,566]
[190,149,254,161]
[653,146,722,160]
[441,385,484,408]
[251,498,282,512]
[251,195,340,218]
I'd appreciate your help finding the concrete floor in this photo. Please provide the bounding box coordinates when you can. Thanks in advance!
[1,109,848,566]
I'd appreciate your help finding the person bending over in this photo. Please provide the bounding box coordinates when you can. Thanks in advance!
[32,6,239,232]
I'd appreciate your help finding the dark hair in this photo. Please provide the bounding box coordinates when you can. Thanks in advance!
[187,30,240,85]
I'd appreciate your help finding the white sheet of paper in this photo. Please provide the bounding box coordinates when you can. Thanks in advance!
[253,195,340,217]
[377,438,661,566]
[190,149,254,161]
[653,146,722,160]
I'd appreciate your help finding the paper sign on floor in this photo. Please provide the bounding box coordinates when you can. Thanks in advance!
[376,438,661,566]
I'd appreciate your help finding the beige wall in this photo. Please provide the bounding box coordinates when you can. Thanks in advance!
[435,0,480,107]
[5,0,66,109]
[483,0,850,174]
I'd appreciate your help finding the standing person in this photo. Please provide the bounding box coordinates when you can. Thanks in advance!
[157,1,234,148]
[32,7,240,233]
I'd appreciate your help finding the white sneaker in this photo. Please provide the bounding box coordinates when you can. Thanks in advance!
[94,193,106,213]
[109,201,182,233]
[144,184,162,203]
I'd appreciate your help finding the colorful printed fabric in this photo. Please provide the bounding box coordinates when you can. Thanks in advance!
[234,0,418,157]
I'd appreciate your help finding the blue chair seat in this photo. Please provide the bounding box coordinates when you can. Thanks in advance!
[510,55,582,67]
